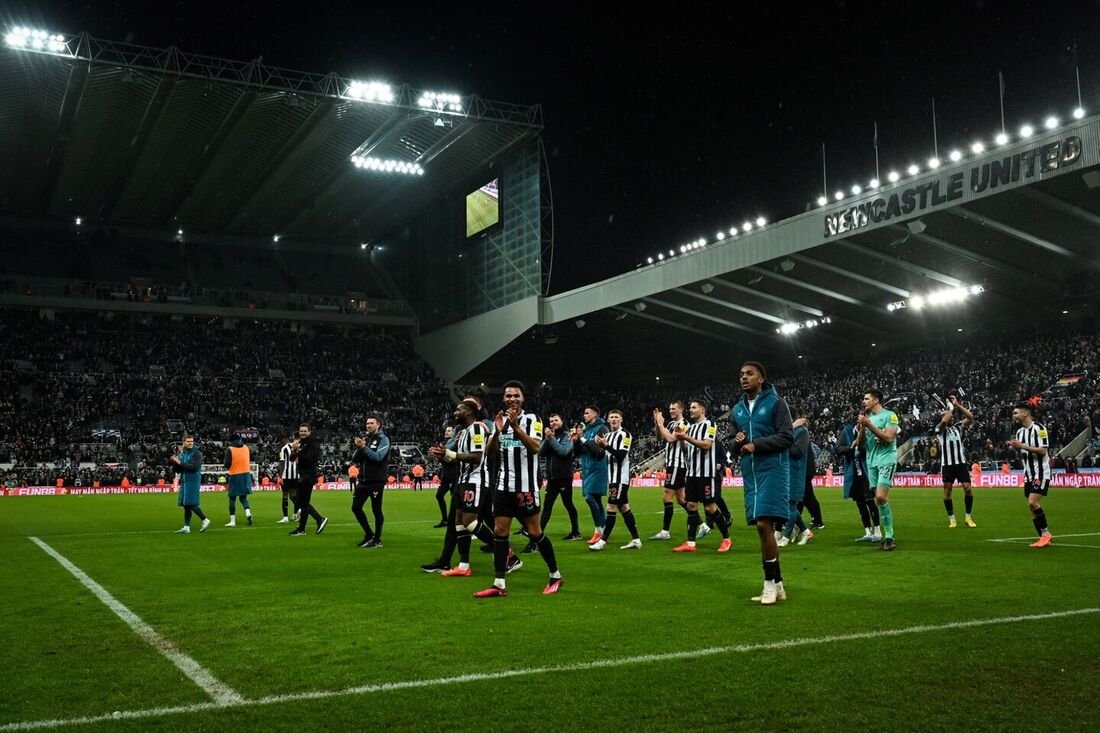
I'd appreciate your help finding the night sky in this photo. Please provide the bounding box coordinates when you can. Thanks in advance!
[16,1,1100,292]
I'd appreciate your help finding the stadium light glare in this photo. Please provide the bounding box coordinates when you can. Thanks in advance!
[851,184,862,195]
[646,256,654,264]
[869,178,880,189]
[177,229,183,236]
[741,222,752,233]
[417,91,464,113]
[272,235,280,243]
[816,195,828,206]
[834,191,844,201]
[360,243,368,249]
[948,150,962,162]
[74,216,82,226]
[728,228,738,236]
[716,231,725,240]
[6,27,66,53]
[777,317,830,336]
[657,253,664,260]
[345,80,394,103]
[1073,107,1085,119]
[909,295,924,309]
[970,141,985,154]
[887,171,900,183]
[350,155,423,175]
[995,132,1009,145]
[755,216,766,227]
[668,249,675,257]
[1045,116,1059,130]
[1019,124,1034,138]
[927,158,941,169]
[907,164,920,175]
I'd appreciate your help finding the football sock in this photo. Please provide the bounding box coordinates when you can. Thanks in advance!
[603,513,617,542]
[622,509,639,539]
[492,536,509,579]
[879,501,894,539]
[456,530,472,564]
[707,510,730,538]
[240,497,250,511]
[228,497,237,515]
[715,495,731,522]
[281,495,289,517]
[183,507,192,526]
[533,533,558,574]
[856,500,871,528]
[763,557,782,583]
[687,510,701,541]
[192,507,207,521]
[867,500,880,528]
[944,498,954,517]
[1032,509,1049,535]
[964,494,974,515]
[662,501,674,531]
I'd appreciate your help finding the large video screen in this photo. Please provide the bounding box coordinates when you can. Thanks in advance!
[466,179,499,238]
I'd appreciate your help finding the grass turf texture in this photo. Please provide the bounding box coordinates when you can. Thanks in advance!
[2,487,1098,731]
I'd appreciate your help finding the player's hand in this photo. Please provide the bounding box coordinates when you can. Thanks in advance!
[292,440,300,449]
[740,442,756,454]
[857,414,872,427]
[950,395,960,407]
[1008,439,1023,450]
[354,436,365,448]
[734,431,746,444]
[594,435,607,447]
[428,445,445,458]
[653,408,664,424]
[507,407,521,427]
[793,417,807,428]
[170,455,180,464]
[493,411,505,432]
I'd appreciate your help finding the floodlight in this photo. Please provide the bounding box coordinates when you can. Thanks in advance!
[74,216,82,226]
[1044,116,1059,130]
[700,282,715,294]
[869,178,880,189]
[417,91,464,113]
[970,142,985,154]
[1019,124,1034,138]
[851,184,862,195]
[350,155,424,175]
[657,253,664,260]
[928,158,941,169]
[177,229,184,236]
[345,80,395,103]
[755,216,766,227]
[646,257,654,264]
[948,150,962,162]
[361,243,368,250]
[668,250,675,257]
[886,303,895,312]
[887,171,900,183]
[817,196,828,206]
[995,132,1009,145]
[729,228,738,236]
[716,231,725,240]
[1073,107,1085,119]
[909,295,924,309]
[907,164,920,175]
[742,222,752,233]
[834,191,844,201]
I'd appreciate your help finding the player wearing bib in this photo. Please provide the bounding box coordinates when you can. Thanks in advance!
[858,390,899,552]
[1009,403,1053,548]
[223,435,253,527]
[590,409,641,551]
[474,381,563,598]
[651,401,689,540]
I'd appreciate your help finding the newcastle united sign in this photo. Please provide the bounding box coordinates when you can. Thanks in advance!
[824,136,1082,238]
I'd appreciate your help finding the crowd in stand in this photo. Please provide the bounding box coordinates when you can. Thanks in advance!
[1,305,1096,488]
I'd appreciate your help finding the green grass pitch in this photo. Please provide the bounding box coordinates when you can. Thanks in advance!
[466,191,499,237]
[2,487,1098,731]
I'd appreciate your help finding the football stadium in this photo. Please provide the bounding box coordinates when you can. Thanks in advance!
[2,12,1099,733]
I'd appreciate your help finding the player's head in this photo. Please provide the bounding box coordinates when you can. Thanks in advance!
[502,380,526,410]
[298,424,311,438]
[444,425,454,439]
[669,400,685,418]
[365,415,381,433]
[455,399,479,424]
[689,399,708,420]
[1012,402,1032,424]
[607,408,623,430]
[863,390,884,411]
[548,413,563,430]
[182,435,194,449]
[583,405,600,424]
[740,362,766,393]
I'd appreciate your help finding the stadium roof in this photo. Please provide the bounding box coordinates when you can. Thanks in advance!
[0,29,541,246]
[441,116,1100,384]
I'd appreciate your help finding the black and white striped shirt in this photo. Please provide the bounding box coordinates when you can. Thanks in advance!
[457,421,491,488]
[279,442,299,480]
[496,412,543,493]
[935,422,967,467]
[1016,422,1051,482]
[685,418,717,478]
[663,418,688,469]
[605,428,632,486]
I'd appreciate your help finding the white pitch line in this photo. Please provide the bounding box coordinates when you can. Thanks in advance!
[27,537,244,706]
[987,532,1100,543]
[988,540,1100,550]
[2,606,1097,731]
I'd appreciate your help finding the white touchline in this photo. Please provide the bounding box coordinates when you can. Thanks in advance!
[988,532,1100,542]
[27,537,244,706]
[2,606,1097,731]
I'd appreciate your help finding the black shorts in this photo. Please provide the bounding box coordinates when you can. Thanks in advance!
[608,484,630,506]
[281,477,300,493]
[494,489,540,519]
[1024,479,1050,497]
[664,465,687,490]
[355,480,385,499]
[849,473,872,502]
[684,476,718,503]
[545,477,572,495]
[942,464,971,487]
[457,482,483,514]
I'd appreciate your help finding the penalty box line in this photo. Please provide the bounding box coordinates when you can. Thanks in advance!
[3,606,1098,731]
[26,537,243,706]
